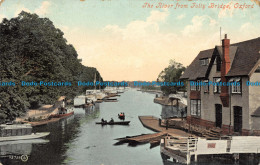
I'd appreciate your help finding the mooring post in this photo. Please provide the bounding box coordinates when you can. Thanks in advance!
[186,153,190,164]
[187,138,190,164]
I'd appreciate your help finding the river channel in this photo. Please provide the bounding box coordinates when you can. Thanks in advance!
[0,89,257,165]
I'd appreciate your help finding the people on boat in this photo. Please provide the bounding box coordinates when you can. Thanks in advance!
[109,118,114,123]
[118,112,125,120]
[101,118,105,122]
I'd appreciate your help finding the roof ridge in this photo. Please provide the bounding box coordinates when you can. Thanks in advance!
[231,37,260,46]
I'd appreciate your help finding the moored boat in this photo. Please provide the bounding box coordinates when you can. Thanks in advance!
[96,121,130,125]
[50,111,74,118]
[0,124,50,142]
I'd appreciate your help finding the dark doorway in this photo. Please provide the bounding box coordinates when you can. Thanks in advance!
[234,106,242,133]
[215,104,222,128]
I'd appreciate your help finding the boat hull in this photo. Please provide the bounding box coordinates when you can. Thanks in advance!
[50,111,74,118]
[0,132,50,142]
[96,121,130,125]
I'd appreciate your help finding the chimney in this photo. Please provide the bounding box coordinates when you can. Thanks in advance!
[220,34,230,107]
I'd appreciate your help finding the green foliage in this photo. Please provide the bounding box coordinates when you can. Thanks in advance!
[157,59,186,95]
[0,11,102,122]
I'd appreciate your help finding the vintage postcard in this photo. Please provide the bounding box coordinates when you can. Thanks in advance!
[0,0,260,164]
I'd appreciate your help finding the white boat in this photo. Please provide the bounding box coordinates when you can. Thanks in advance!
[117,87,125,93]
[0,124,50,142]
[0,132,50,142]
[85,89,97,103]
[94,89,107,100]
[104,87,118,94]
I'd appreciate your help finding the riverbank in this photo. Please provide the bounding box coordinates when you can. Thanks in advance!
[15,96,74,127]
[24,112,74,127]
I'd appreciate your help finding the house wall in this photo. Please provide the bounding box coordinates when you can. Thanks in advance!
[187,61,251,135]
[249,72,260,131]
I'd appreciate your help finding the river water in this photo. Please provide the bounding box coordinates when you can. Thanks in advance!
[0,89,258,165]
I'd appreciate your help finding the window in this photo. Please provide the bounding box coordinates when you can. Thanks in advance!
[203,80,209,93]
[200,58,209,66]
[190,80,201,91]
[216,56,221,71]
[213,78,221,93]
[197,80,201,91]
[191,100,201,117]
[190,84,197,91]
[230,77,241,94]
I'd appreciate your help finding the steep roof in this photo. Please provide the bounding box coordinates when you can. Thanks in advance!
[227,37,260,76]
[180,37,260,80]
[180,49,214,80]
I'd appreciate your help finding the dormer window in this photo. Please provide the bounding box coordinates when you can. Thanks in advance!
[200,58,209,66]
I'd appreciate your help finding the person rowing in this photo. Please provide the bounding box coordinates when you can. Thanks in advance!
[109,118,114,123]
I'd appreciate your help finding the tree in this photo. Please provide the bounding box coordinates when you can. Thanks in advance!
[157,60,186,95]
[0,11,102,122]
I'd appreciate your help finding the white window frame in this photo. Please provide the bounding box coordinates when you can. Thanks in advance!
[190,84,197,91]
[230,77,241,94]
[203,80,209,93]
[190,80,201,91]
[190,100,201,117]
[213,78,221,93]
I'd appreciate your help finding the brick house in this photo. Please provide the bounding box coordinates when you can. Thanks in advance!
[180,35,260,135]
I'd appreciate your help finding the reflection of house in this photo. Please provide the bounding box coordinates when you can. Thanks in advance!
[181,35,260,135]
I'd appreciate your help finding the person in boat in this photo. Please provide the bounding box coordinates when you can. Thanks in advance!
[109,118,114,123]
[101,118,105,123]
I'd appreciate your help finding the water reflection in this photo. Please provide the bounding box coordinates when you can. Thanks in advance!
[2,90,256,165]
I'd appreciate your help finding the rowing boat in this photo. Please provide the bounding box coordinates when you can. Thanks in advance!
[96,121,130,125]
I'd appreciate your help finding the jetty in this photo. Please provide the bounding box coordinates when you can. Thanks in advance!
[139,116,188,137]
[115,116,189,147]
[161,135,260,164]
[115,132,168,146]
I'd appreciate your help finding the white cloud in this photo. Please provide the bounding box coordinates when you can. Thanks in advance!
[14,1,51,17]
[182,15,217,36]
[14,7,31,17]
[35,1,51,16]
[238,22,260,39]
[146,10,169,23]
[177,14,185,20]
[0,14,6,22]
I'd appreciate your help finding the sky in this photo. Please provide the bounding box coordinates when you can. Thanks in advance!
[0,0,259,81]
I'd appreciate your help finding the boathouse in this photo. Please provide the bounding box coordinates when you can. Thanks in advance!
[180,35,260,135]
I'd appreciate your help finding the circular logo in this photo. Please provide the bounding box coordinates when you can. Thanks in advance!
[21,155,28,162]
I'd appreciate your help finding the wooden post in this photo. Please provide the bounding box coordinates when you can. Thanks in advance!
[194,154,198,162]
[186,153,191,164]
[187,138,190,164]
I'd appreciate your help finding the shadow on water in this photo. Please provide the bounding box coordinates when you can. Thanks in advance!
[0,104,100,165]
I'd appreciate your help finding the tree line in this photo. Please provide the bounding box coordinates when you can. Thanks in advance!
[0,11,102,122]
